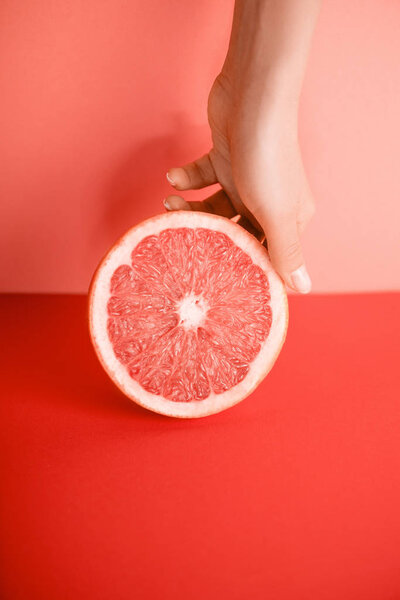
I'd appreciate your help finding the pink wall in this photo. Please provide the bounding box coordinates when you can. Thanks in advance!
[1,0,399,293]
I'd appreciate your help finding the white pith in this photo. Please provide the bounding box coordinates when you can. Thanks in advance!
[89,211,288,418]
[177,293,208,330]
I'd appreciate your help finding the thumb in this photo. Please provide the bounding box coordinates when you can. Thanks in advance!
[262,211,312,294]
[166,153,217,191]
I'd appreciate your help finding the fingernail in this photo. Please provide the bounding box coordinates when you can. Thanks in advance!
[163,198,171,210]
[290,265,312,294]
[166,172,176,186]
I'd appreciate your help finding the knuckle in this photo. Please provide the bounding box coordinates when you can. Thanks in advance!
[303,195,316,219]
[185,165,197,187]
[307,201,316,219]
[283,240,302,263]
[194,155,212,183]
[298,205,315,232]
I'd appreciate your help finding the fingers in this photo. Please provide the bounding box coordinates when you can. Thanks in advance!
[166,154,217,191]
[261,211,312,294]
[164,189,236,219]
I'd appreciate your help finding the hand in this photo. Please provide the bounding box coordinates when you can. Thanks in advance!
[164,0,320,294]
[164,73,315,293]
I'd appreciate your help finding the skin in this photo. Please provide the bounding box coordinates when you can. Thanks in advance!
[164,0,321,294]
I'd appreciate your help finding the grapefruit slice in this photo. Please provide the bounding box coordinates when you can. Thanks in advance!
[88,211,288,418]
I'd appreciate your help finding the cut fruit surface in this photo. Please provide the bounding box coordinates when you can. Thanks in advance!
[88,211,288,418]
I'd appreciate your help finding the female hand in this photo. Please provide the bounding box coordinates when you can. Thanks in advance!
[164,0,320,294]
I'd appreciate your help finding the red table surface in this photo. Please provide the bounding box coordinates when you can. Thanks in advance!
[0,292,399,600]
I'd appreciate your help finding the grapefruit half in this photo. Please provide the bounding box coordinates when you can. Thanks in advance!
[88,211,288,418]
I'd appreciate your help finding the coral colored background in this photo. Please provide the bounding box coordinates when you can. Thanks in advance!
[0,0,400,293]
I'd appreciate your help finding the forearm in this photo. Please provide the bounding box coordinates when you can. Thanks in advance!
[222,0,321,111]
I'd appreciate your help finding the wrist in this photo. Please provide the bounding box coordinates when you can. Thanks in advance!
[215,68,299,137]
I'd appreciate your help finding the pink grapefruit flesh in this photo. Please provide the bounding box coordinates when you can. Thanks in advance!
[88,211,288,418]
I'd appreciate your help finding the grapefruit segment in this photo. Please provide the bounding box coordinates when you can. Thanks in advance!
[88,211,288,418]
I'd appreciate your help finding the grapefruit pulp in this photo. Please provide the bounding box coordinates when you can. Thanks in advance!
[88,211,288,417]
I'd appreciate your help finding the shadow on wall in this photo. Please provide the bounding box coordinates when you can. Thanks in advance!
[93,111,212,256]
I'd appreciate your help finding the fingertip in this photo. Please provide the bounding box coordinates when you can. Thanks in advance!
[166,168,188,190]
[163,195,191,211]
[288,265,312,294]
[166,171,176,186]
[163,197,172,210]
